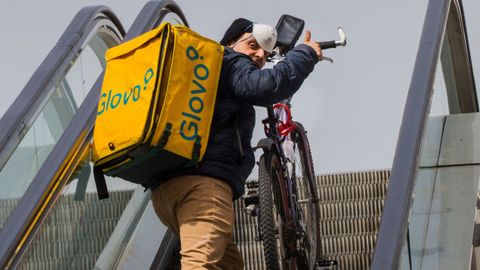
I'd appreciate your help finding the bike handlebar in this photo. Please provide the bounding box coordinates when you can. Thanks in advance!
[317,27,347,49]
[318,40,337,49]
[268,27,346,63]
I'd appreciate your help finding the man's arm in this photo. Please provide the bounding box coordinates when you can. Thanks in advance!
[226,44,319,106]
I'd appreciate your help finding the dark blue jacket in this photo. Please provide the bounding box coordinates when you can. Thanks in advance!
[156,44,318,199]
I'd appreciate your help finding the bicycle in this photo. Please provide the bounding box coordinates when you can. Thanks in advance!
[243,15,346,270]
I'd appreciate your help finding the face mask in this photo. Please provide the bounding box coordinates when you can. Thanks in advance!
[251,24,277,53]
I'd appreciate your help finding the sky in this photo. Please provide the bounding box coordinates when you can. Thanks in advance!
[1,0,479,176]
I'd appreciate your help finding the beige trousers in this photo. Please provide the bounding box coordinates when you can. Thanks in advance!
[151,175,244,270]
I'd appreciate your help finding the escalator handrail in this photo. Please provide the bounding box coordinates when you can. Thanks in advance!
[0,6,125,171]
[0,1,188,269]
[0,6,126,269]
[371,0,477,268]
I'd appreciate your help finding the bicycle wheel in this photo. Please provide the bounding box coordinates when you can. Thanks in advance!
[291,122,320,269]
[258,152,292,270]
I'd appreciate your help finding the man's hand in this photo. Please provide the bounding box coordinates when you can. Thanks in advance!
[303,30,323,61]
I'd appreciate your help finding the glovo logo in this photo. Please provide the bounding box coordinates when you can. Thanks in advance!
[180,46,210,141]
[97,68,155,116]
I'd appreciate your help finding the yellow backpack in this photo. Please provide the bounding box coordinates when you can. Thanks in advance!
[91,23,224,199]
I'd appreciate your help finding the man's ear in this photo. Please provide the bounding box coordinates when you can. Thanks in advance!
[226,41,235,48]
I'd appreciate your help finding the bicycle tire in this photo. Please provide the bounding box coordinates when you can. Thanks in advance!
[258,153,292,270]
[291,122,320,269]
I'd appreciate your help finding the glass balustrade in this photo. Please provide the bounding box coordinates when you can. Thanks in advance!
[399,2,478,269]
[0,20,122,232]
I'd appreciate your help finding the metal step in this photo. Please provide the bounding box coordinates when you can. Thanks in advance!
[316,182,388,202]
[315,170,390,186]
[321,232,377,255]
[35,218,120,242]
[18,254,99,270]
[22,236,111,260]
[0,198,18,228]
[15,190,134,270]
[236,242,264,270]
[43,200,130,226]
[319,198,385,219]
[320,215,381,236]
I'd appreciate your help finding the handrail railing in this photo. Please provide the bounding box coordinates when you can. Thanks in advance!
[371,0,477,268]
[0,1,188,269]
[0,6,124,171]
[0,6,126,269]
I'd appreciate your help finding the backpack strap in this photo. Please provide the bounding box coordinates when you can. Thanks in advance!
[185,136,202,167]
[93,166,109,200]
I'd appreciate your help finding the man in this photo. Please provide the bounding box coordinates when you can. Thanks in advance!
[150,18,322,269]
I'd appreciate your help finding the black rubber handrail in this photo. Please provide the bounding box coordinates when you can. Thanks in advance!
[0,6,125,269]
[0,6,125,171]
[371,0,477,268]
[0,1,188,269]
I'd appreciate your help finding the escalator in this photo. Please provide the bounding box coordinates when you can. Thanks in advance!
[0,0,478,269]
[0,1,188,269]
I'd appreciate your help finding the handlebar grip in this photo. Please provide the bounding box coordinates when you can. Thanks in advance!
[318,41,336,49]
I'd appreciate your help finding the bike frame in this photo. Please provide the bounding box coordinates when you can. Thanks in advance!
[253,23,346,268]
[261,99,304,259]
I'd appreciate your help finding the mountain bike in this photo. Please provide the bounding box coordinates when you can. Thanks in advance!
[243,15,346,270]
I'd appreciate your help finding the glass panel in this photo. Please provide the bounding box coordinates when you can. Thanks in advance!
[402,15,479,268]
[64,41,104,108]
[0,88,68,200]
[400,22,450,269]
[0,32,111,231]
[430,63,450,117]
[419,165,477,269]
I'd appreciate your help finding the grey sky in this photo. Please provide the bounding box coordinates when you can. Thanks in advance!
[1,0,479,175]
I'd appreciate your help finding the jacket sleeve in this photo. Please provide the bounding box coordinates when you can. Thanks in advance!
[225,44,318,106]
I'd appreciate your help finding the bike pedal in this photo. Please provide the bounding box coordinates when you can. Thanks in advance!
[315,259,338,270]
[243,204,258,217]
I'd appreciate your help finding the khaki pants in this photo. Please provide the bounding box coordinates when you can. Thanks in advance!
[151,175,244,270]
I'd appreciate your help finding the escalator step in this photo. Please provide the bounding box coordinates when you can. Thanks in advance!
[236,242,265,270]
[316,182,388,202]
[321,232,377,255]
[18,253,98,270]
[320,215,382,236]
[23,236,111,261]
[319,198,385,219]
[43,198,131,225]
[35,218,119,242]
[16,190,134,270]
[315,170,390,186]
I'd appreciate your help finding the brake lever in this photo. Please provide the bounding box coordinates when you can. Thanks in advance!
[322,56,333,63]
